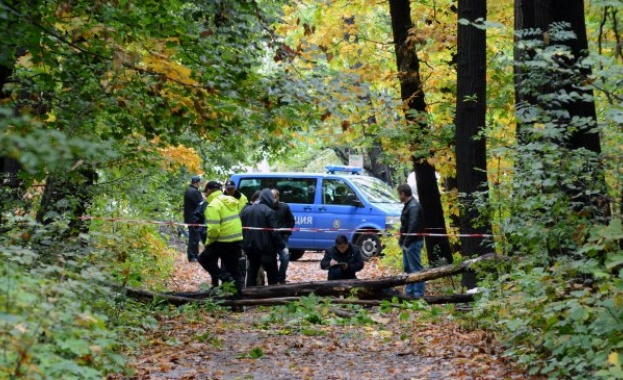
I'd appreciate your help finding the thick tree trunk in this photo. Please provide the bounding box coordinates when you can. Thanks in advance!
[121,254,496,307]
[181,253,495,300]
[0,58,24,232]
[122,293,475,308]
[388,0,453,266]
[456,0,491,288]
[36,168,98,238]
[515,0,609,229]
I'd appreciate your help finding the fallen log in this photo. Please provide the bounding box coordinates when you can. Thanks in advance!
[121,289,475,308]
[169,253,497,300]
[119,253,494,306]
[219,293,475,307]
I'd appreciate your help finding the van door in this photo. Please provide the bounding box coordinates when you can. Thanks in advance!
[317,178,362,250]
[274,177,319,251]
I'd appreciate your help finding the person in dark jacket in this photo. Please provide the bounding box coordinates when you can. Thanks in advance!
[320,234,364,280]
[241,188,286,286]
[183,175,203,262]
[271,189,295,284]
[397,183,425,298]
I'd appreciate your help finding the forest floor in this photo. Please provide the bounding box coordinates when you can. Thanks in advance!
[111,247,540,380]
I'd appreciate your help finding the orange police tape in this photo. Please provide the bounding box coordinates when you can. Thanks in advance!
[79,215,493,238]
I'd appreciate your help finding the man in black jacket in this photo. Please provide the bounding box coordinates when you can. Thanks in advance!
[183,175,203,262]
[241,189,286,286]
[397,183,425,298]
[320,234,364,280]
[271,189,295,284]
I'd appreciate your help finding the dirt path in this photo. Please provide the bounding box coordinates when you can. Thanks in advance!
[115,251,535,380]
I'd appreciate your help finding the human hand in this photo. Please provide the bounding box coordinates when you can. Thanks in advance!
[339,263,348,270]
[330,259,339,267]
[283,248,290,258]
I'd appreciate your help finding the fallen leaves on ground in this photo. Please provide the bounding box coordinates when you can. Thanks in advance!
[111,250,540,380]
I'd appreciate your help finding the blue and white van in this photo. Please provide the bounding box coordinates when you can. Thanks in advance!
[229,166,402,261]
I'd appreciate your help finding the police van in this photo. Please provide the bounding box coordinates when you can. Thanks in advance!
[229,165,402,261]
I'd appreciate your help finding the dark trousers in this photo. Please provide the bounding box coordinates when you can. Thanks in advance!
[277,235,290,283]
[187,226,201,261]
[246,250,278,286]
[327,266,357,281]
[198,241,243,296]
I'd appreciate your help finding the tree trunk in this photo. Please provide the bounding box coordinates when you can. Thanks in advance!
[514,0,610,233]
[455,0,491,288]
[0,55,24,232]
[388,0,453,266]
[180,253,496,300]
[36,168,98,239]
[121,254,497,307]
[122,292,475,308]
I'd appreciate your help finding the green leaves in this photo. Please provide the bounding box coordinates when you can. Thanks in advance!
[0,223,131,379]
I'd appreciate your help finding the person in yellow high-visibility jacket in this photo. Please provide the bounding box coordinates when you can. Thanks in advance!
[198,181,244,298]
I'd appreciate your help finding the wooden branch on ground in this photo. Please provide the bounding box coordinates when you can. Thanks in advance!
[119,291,475,308]
[249,252,496,299]
[170,253,497,300]
[218,293,475,307]
[119,254,493,307]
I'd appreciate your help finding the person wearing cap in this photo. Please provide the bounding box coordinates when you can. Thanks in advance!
[198,181,245,297]
[183,175,203,262]
[223,179,248,213]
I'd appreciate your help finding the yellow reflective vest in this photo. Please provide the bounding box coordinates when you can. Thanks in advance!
[204,192,243,245]
[237,193,248,213]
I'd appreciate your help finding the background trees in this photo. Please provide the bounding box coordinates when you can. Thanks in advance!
[2,0,623,378]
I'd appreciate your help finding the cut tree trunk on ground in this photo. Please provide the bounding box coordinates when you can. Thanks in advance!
[219,293,475,307]
[121,253,495,306]
[174,253,497,300]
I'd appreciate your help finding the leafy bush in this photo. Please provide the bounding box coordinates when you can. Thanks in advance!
[90,219,175,290]
[0,221,131,379]
[472,219,623,379]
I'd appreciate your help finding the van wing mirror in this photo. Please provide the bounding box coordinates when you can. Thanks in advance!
[346,194,364,207]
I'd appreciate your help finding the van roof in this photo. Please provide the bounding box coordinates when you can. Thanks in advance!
[230,172,367,178]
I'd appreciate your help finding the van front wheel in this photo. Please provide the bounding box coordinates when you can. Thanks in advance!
[355,233,381,260]
[288,249,305,261]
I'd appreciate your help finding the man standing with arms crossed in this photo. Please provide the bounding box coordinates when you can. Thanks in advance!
[397,183,426,298]
[183,175,203,262]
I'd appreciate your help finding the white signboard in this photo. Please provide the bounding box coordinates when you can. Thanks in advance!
[349,154,363,168]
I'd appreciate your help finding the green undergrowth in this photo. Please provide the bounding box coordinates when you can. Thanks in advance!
[462,219,623,379]
[0,217,178,379]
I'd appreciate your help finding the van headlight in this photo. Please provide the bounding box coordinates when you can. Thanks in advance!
[385,216,400,228]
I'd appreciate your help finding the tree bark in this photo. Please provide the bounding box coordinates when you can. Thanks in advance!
[36,168,98,239]
[173,253,496,300]
[119,254,497,308]
[514,0,610,234]
[455,0,491,288]
[0,53,23,232]
[121,290,475,307]
[388,0,453,266]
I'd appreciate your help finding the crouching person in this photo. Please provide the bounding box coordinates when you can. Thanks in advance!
[320,234,364,280]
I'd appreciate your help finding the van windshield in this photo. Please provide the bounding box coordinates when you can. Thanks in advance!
[350,176,400,203]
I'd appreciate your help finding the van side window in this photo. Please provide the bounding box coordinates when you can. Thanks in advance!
[278,178,316,204]
[322,179,355,205]
[239,177,316,204]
